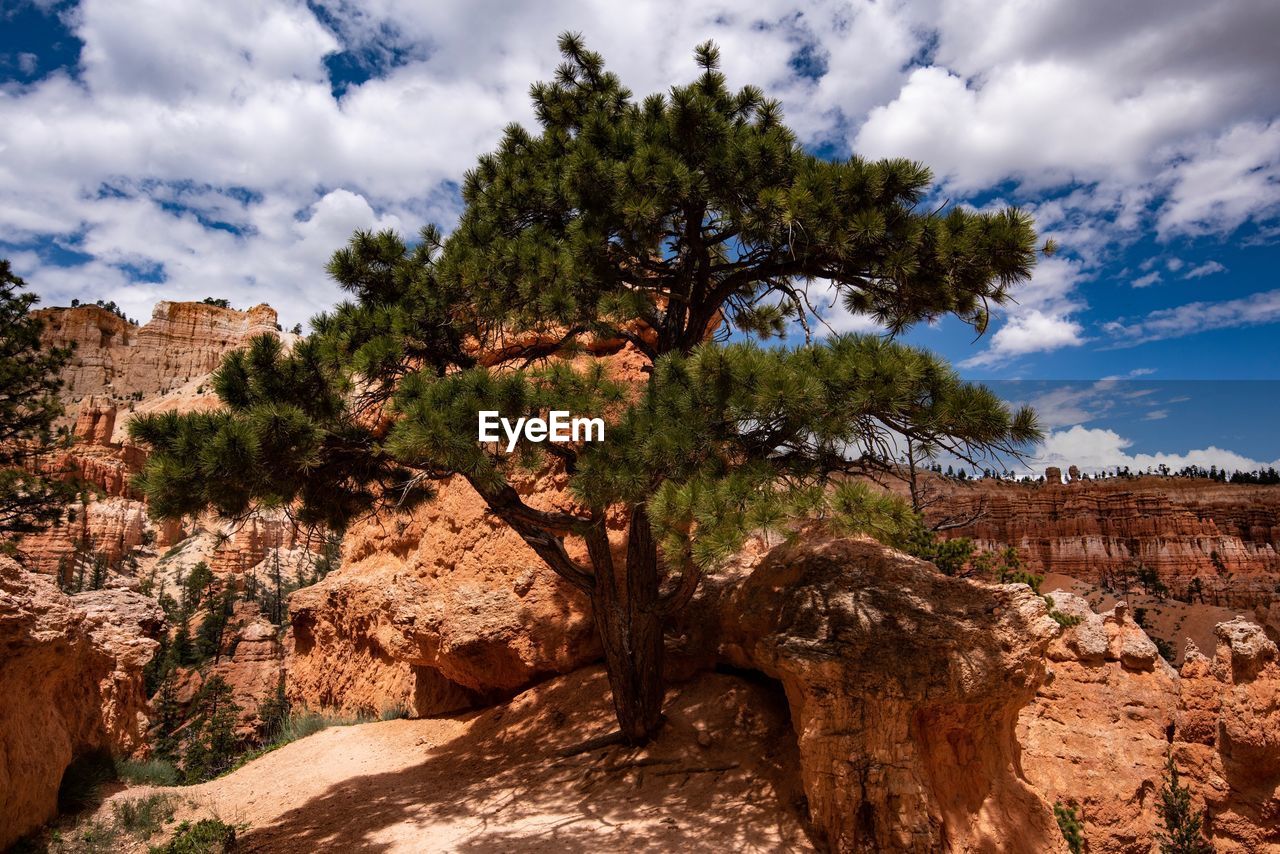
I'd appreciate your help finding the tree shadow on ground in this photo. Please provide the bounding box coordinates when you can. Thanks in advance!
[234,667,817,853]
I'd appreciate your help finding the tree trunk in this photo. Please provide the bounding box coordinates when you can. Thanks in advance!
[592,504,665,744]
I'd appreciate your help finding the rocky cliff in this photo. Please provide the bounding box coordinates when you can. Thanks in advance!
[15,301,301,576]
[926,475,1280,607]
[36,301,286,430]
[288,469,600,718]
[0,557,164,849]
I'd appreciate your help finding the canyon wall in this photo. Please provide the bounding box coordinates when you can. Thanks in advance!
[0,557,164,849]
[15,301,303,577]
[926,475,1280,606]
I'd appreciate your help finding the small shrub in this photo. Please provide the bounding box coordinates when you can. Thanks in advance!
[1043,596,1083,628]
[1156,752,1212,853]
[380,704,410,721]
[72,818,118,854]
[1054,801,1085,854]
[115,758,182,786]
[1153,636,1177,664]
[114,793,178,839]
[150,818,236,854]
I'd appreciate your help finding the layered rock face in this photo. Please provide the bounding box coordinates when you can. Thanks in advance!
[15,301,300,576]
[708,536,1066,853]
[288,470,600,717]
[1018,593,1280,853]
[0,557,163,849]
[927,476,1280,606]
[36,301,284,424]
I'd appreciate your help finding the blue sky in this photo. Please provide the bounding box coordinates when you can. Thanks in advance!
[3,0,1280,471]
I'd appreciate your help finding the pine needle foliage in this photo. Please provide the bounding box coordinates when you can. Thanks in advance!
[1156,752,1212,854]
[131,36,1046,742]
[0,259,75,540]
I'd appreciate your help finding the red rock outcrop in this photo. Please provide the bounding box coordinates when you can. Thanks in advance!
[0,557,163,848]
[927,475,1280,607]
[1017,592,1182,852]
[711,536,1066,853]
[1017,590,1280,853]
[288,470,600,717]
[36,301,285,419]
[1177,619,1280,853]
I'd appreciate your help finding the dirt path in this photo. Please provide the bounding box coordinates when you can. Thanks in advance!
[103,668,815,852]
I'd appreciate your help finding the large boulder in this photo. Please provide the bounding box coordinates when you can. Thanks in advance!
[710,536,1065,853]
[287,471,600,717]
[0,557,163,848]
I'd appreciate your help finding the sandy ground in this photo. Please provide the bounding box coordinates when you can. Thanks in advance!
[96,667,816,853]
[1042,572,1246,665]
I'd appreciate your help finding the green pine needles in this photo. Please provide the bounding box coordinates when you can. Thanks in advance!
[131,34,1047,742]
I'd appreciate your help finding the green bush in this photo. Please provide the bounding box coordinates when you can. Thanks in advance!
[1054,801,1085,854]
[150,819,236,854]
[380,704,410,721]
[114,794,178,839]
[114,758,182,786]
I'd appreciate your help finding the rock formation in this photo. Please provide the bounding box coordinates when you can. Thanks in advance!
[1018,592,1280,853]
[0,557,163,849]
[926,475,1280,606]
[35,301,286,426]
[288,470,599,717]
[682,535,1061,852]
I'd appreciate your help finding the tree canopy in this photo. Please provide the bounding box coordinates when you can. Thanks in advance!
[132,35,1046,741]
[0,259,74,542]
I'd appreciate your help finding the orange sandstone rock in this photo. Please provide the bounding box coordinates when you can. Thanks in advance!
[0,557,163,848]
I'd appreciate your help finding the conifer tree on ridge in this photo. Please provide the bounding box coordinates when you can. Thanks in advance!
[131,35,1046,742]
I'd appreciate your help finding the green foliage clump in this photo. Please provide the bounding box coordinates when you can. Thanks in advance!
[0,259,75,541]
[114,757,182,787]
[149,819,236,854]
[1043,595,1084,628]
[1054,801,1086,854]
[113,794,178,839]
[181,676,241,782]
[1156,752,1212,853]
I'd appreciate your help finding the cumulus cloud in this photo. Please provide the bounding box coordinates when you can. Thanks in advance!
[1,0,1279,345]
[1132,271,1162,288]
[1031,425,1280,475]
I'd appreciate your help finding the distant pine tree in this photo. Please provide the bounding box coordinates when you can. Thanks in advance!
[1156,752,1212,854]
[182,675,240,781]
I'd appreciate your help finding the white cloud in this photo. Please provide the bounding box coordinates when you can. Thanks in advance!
[1183,260,1227,279]
[0,0,1278,345]
[1132,271,1162,288]
[1031,425,1280,475]
[1104,289,1280,346]
[1157,121,1280,238]
[962,310,1084,367]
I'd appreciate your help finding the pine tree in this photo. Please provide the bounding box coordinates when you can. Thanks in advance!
[130,36,1046,743]
[152,663,184,762]
[1156,752,1212,853]
[182,675,240,781]
[256,673,290,742]
[0,259,75,542]
[1054,802,1085,854]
